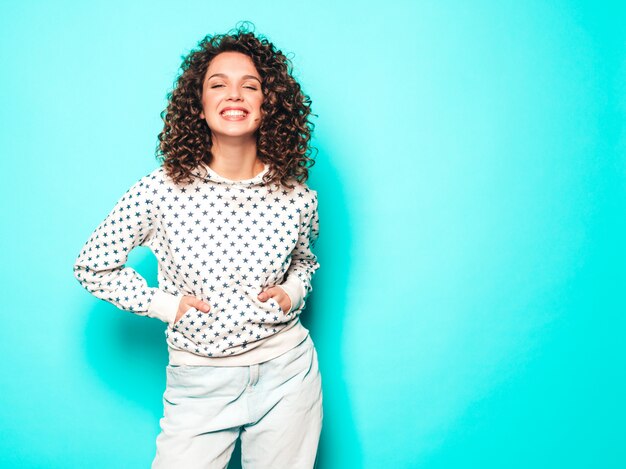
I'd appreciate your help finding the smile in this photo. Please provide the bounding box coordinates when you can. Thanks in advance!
[220,109,248,120]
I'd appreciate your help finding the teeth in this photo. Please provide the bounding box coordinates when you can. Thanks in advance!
[222,110,247,117]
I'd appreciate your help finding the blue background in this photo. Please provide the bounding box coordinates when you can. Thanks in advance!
[1,0,625,467]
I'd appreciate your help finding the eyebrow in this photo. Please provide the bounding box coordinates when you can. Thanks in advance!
[207,73,261,83]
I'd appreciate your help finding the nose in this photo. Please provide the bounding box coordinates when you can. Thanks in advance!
[226,85,243,101]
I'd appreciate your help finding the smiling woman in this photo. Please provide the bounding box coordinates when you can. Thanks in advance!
[72,22,323,469]
[156,24,315,189]
[200,52,265,158]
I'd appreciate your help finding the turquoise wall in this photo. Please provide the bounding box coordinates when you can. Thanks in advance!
[2,0,624,467]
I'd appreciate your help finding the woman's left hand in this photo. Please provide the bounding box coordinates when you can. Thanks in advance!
[257,286,292,313]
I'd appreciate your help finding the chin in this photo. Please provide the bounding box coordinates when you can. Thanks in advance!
[213,128,260,139]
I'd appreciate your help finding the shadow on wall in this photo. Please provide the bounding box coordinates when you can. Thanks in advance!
[81,152,361,468]
[81,248,172,430]
[303,147,363,469]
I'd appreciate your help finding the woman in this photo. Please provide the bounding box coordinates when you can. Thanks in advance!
[73,24,323,468]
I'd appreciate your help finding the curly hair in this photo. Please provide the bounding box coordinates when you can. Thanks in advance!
[155,22,316,189]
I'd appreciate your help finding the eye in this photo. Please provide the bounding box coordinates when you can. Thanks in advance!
[244,86,258,90]
[210,84,225,88]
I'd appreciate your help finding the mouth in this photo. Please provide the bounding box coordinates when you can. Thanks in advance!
[220,109,249,120]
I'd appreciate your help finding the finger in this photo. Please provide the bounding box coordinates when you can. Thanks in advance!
[258,286,275,301]
[273,286,291,312]
[191,297,211,312]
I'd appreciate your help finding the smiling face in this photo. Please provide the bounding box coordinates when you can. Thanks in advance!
[199,51,264,141]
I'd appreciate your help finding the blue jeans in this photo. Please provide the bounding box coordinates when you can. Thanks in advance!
[152,334,323,468]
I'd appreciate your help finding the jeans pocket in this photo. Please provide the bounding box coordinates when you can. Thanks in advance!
[166,363,194,375]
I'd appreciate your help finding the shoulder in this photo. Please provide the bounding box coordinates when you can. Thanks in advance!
[298,181,318,208]
[131,165,173,193]
[111,167,170,208]
[285,180,318,221]
[276,179,317,207]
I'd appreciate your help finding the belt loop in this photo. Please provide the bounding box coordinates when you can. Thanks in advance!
[249,363,260,387]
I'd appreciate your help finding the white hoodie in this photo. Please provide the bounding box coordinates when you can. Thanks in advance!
[73,162,320,366]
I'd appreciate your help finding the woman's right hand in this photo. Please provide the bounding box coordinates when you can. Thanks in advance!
[174,295,212,323]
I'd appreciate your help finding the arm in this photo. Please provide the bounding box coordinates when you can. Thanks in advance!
[279,189,321,313]
[72,173,182,324]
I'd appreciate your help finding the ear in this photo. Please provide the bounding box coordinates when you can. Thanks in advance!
[200,112,204,119]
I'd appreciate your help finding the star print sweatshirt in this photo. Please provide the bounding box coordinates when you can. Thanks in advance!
[72,162,320,366]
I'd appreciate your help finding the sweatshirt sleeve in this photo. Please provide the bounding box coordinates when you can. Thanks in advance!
[279,189,321,313]
[72,174,183,325]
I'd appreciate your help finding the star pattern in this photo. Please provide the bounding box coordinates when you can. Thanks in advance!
[73,166,320,357]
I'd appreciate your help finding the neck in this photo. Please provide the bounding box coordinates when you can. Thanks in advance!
[207,134,264,180]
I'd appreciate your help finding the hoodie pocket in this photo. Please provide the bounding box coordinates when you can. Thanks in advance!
[168,286,294,356]
[234,285,297,329]
[262,295,295,325]
[171,306,202,338]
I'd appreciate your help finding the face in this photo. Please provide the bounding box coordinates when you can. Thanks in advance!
[200,51,264,140]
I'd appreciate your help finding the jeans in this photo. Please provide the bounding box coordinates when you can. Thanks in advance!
[152,334,323,469]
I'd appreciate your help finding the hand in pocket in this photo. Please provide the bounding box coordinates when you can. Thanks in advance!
[257,286,292,314]
[174,295,211,323]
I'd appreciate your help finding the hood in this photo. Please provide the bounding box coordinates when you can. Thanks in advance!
[192,162,270,187]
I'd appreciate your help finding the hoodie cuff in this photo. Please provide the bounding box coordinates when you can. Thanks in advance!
[147,289,183,325]
[277,276,305,314]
